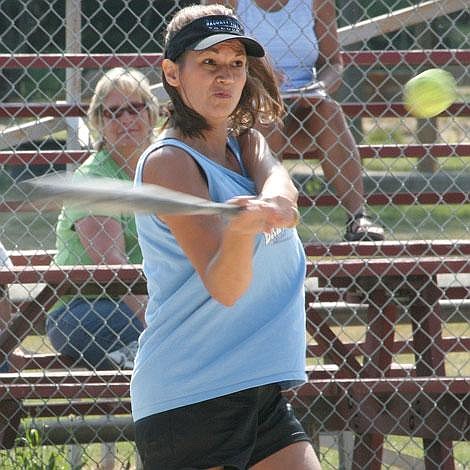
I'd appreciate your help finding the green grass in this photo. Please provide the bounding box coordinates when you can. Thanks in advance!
[0,211,59,250]
[318,440,470,470]
[0,428,67,470]
[364,156,470,173]
[1,439,137,469]
[363,126,406,145]
[298,204,470,243]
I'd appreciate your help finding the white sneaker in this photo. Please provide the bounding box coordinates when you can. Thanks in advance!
[106,340,138,369]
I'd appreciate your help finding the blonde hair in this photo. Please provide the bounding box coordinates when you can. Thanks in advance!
[87,68,160,150]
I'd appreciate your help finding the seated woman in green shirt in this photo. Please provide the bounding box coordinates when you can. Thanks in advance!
[46,68,159,370]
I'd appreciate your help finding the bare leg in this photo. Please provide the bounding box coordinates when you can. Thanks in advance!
[251,441,321,470]
[257,99,364,214]
[305,99,365,216]
[302,100,384,240]
[263,100,364,215]
[258,98,384,241]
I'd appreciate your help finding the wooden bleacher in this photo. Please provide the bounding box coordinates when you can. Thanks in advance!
[1,48,470,469]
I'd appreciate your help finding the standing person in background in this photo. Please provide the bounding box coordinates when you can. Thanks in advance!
[46,68,159,370]
[205,0,384,242]
[132,4,321,469]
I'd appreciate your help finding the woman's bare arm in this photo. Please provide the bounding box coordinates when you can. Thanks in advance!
[141,144,288,306]
[75,216,147,324]
[241,129,299,225]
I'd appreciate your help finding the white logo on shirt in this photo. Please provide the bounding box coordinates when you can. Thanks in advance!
[264,227,284,244]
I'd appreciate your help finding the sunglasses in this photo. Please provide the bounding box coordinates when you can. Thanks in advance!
[102,102,147,119]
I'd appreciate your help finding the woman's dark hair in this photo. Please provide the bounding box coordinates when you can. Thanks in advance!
[161,4,283,139]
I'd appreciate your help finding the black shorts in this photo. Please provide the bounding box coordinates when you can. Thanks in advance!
[134,383,311,469]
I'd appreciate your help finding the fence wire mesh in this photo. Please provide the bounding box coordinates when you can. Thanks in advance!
[0,0,469,468]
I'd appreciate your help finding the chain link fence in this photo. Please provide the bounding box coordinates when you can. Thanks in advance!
[0,0,469,468]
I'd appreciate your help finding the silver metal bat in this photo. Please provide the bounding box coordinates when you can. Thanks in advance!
[21,173,242,216]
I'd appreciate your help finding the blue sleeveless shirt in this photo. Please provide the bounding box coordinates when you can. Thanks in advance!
[131,136,307,421]
[237,0,319,91]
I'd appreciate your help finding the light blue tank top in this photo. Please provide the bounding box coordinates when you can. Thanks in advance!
[237,0,319,91]
[131,135,307,421]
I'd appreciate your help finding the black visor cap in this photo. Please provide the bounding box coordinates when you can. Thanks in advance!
[165,15,265,61]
